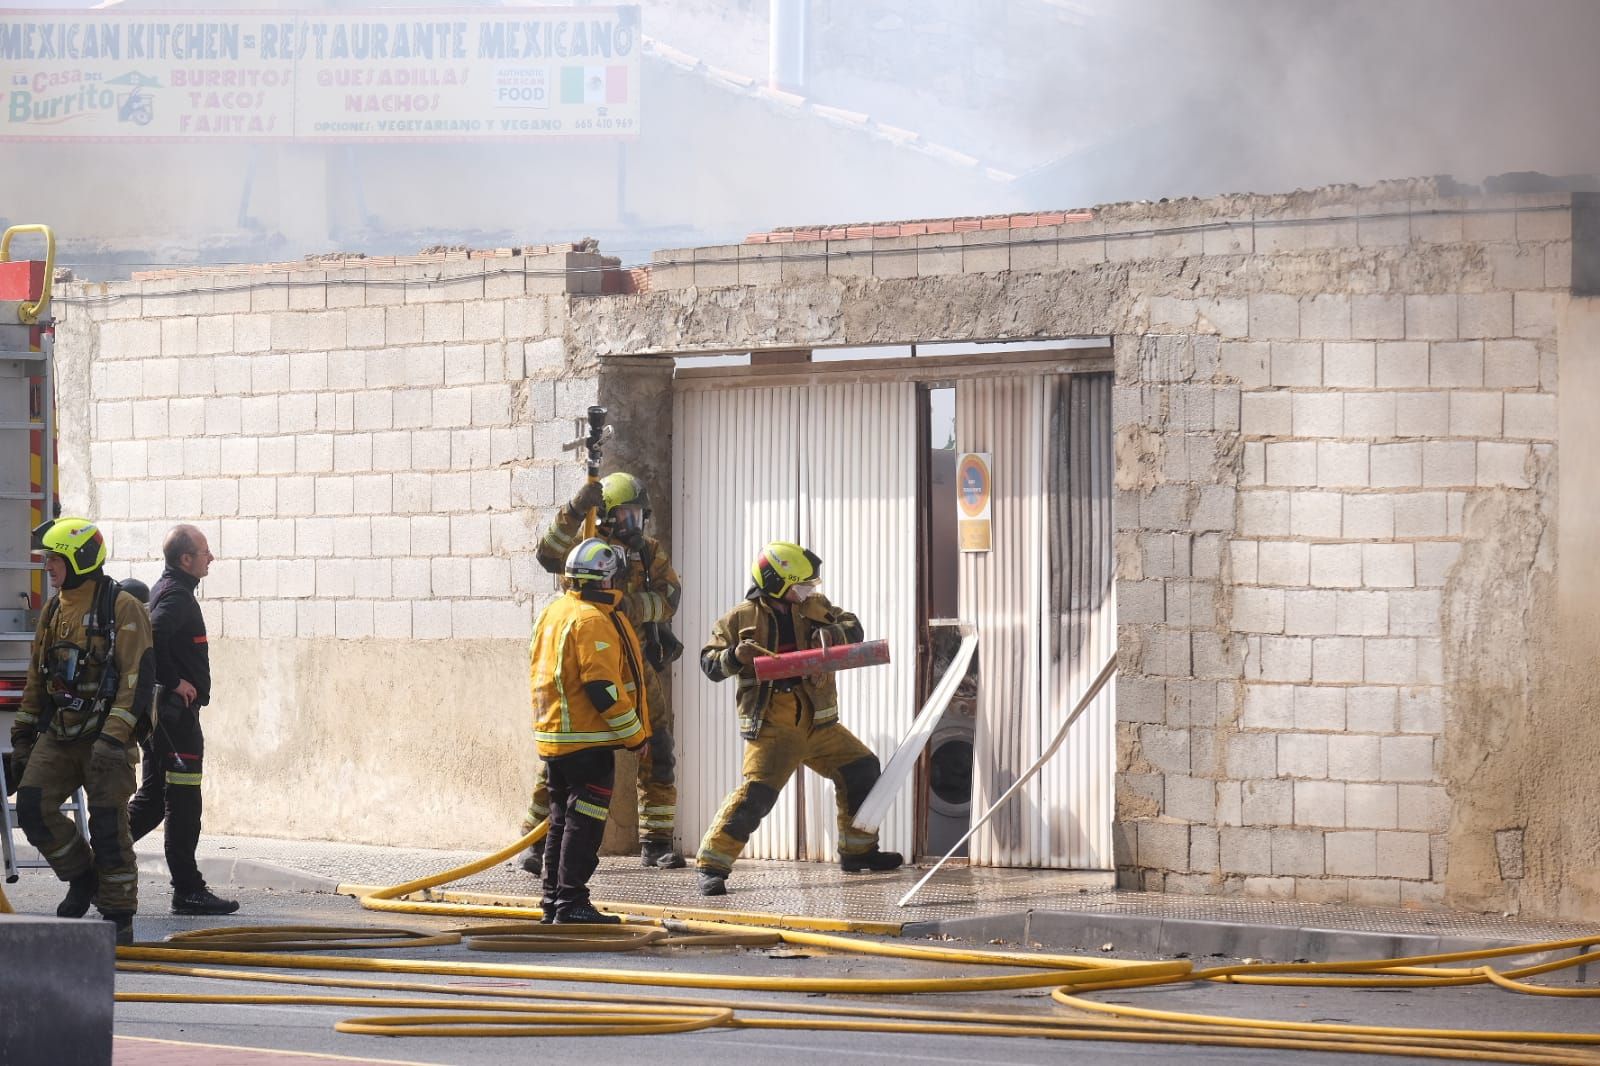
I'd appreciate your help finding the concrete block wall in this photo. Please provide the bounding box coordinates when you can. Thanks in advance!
[1105,197,1570,909]
[572,178,1594,919]
[50,252,622,849]
[45,179,1594,915]
[70,256,593,641]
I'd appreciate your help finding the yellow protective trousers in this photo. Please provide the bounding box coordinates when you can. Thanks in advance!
[13,733,138,913]
[523,665,677,845]
[696,689,881,874]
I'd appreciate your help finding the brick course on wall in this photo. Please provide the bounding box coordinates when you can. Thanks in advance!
[1211,255,1558,908]
[1106,211,1566,908]
[62,253,604,644]
[45,249,648,851]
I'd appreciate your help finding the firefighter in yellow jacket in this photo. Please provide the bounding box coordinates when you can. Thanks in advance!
[11,517,153,944]
[694,541,902,896]
[529,537,651,924]
[520,471,686,874]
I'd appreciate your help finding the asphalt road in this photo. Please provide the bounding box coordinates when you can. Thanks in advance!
[6,872,1598,1066]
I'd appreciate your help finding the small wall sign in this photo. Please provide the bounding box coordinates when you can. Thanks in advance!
[956,451,992,552]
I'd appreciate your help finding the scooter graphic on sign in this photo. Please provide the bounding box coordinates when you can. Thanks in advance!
[118,87,152,125]
[107,72,162,126]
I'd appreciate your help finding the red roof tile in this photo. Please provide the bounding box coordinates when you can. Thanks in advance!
[743,210,1096,244]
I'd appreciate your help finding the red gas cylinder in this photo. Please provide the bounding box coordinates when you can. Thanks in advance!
[753,639,891,682]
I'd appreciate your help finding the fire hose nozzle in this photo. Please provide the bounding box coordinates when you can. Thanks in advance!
[560,422,613,453]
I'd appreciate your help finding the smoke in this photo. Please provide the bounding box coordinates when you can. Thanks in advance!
[1015,0,1600,205]
[7,0,1598,278]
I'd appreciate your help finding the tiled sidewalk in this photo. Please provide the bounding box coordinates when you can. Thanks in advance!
[178,832,1600,944]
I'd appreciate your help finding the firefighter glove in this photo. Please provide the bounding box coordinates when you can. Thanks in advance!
[733,639,763,666]
[570,479,606,516]
[815,623,854,647]
[7,748,30,794]
[89,736,127,777]
[641,622,684,670]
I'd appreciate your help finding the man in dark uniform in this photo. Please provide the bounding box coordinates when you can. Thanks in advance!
[127,524,239,915]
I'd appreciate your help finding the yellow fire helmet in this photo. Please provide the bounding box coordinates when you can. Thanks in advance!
[751,541,821,599]
[565,537,625,587]
[600,472,650,518]
[39,516,106,576]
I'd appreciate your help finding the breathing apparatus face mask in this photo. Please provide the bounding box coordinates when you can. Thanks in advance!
[786,581,821,603]
[48,643,83,683]
[609,505,646,546]
[45,641,93,706]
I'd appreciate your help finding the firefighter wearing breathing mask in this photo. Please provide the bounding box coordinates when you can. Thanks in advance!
[693,541,902,897]
[519,472,685,874]
[10,518,153,944]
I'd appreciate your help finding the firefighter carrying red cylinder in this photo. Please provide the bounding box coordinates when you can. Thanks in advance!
[694,540,901,896]
[748,632,891,682]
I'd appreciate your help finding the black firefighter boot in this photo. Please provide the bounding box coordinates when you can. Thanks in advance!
[102,912,134,946]
[172,885,240,916]
[554,902,621,925]
[57,870,98,919]
[640,839,686,869]
[519,846,543,877]
[840,849,904,873]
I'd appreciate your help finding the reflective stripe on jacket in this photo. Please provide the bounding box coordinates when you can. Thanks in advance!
[530,588,652,759]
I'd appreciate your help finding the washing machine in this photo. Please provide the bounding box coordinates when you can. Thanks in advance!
[924,715,975,858]
[922,657,978,860]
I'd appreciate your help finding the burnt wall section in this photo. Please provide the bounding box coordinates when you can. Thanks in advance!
[1110,334,1242,895]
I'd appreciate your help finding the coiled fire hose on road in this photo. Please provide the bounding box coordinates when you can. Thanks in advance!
[110,821,1600,1060]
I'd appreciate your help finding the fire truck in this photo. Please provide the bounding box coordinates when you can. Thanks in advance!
[0,225,58,879]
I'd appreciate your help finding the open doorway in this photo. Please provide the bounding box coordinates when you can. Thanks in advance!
[917,383,978,860]
[914,370,1116,869]
[670,347,1114,869]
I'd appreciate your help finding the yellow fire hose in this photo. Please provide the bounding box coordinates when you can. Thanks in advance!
[105,822,1600,1060]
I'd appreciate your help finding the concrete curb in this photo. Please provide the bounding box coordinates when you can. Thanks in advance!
[136,854,341,894]
[11,841,343,895]
[902,910,1597,967]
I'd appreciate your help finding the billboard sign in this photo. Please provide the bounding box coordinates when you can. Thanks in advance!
[0,5,640,141]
